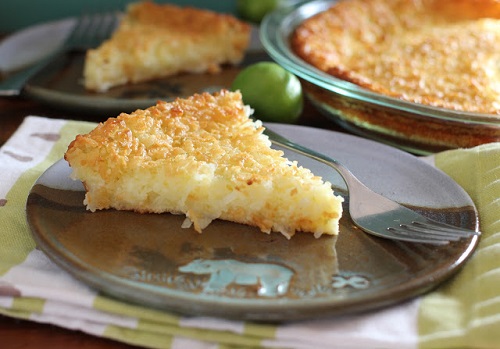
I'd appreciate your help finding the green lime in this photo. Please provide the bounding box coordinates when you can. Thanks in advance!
[236,0,281,23]
[231,62,303,123]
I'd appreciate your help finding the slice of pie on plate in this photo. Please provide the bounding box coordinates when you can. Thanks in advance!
[84,1,251,92]
[64,90,343,239]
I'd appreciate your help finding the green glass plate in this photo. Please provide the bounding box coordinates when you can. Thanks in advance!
[26,124,480,321]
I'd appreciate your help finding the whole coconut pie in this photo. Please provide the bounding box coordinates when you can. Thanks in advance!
[292,0,500,114]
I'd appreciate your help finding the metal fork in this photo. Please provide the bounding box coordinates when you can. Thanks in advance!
[264,127,481,245]
[0,12,117,96]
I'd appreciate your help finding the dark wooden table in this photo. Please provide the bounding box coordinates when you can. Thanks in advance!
[0,92,343,348]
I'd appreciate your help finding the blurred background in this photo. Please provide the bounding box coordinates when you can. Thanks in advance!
[0,0,236,33]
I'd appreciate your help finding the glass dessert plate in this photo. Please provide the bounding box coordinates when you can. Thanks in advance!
[0,16,264,115]
[26,124,479,321]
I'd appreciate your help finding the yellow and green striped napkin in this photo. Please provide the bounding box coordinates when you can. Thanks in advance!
[0,116,498,349]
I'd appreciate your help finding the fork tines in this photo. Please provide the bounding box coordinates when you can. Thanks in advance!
[388,220,480,244]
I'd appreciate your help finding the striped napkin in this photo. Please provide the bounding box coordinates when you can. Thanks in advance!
[0,116,498,349]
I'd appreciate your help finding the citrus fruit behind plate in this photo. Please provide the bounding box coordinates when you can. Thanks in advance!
[231,62,303,123]
[237,0,281,23]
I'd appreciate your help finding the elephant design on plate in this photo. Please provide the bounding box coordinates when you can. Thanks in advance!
[178,258,294,297]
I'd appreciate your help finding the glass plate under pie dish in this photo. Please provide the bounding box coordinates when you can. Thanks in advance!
[0,16,264,115]
[260,0,500,155]
[26,124,480,321]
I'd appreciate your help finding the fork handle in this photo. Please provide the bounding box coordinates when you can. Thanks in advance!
[0,52,58,96]
[263,127,361,189]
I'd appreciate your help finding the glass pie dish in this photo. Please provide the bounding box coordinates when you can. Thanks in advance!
[260,0,500,155]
